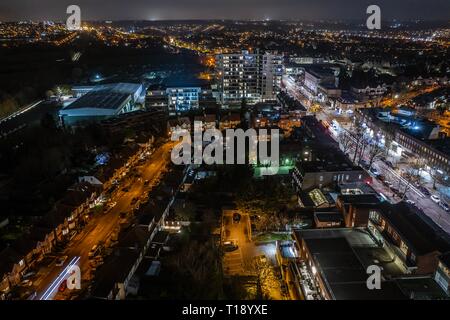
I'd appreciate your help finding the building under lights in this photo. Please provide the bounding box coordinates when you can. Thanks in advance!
[216,50,284,106]
[59,83,144,125]
[166,87,201,115]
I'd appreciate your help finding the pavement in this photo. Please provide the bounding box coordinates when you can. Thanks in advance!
[221,211,287,299]
[30,141,174,300]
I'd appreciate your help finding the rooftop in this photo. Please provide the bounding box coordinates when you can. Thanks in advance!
[378,202,450,255]
[63,83,142,111]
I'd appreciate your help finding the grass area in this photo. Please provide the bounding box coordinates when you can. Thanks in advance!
[253,232,291,242]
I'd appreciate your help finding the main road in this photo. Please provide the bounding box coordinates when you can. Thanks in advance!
[34,141,174,300]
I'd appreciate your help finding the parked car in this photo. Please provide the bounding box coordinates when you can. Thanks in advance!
[418,186,431,196]
[431,194,441,203]
[58,280,67,292]
[439,202,449,212]
[406,200,416,205]
[233,212,241,223]
[55,256,68,267]
[21,279,33,287]
[370,167,380,176]
[384,181,393,188]
[223,241,238,252]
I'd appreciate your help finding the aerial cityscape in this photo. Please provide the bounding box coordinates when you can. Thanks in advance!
[0,0,450,307]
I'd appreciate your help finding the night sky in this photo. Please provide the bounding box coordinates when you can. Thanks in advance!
[0,0,449,21]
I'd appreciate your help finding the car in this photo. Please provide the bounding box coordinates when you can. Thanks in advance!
[88,245,99,258]
[107,201,117,209]
[21,279,33,287]
[58,280,67,292]
[22,271,36,279]
[431,194,441,203]
[370,167,380,176]
[385,160,394,168]
[131,197,138,205]
[143,179,150,186]
[223,241,238,252]
[418,186,431,196]
[55,256,68,267]
[406,200,416,205]
[384,181,393,188]
[232,212,241,223]
[439,202,449,212]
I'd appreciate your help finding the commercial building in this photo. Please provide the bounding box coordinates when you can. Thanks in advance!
[292,116,368,191]
[367,202,450,275]
[59,83,144,125]
[304,66,338,96]
[356,107,450,179]
[292,228,407,300]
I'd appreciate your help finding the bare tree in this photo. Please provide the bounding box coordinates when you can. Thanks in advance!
[367,137,384,170]
[351,118,367,164]
[337,130,354,155]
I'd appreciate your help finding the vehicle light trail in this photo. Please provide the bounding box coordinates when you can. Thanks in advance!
[40,256,80,300]
[0,100,43,124]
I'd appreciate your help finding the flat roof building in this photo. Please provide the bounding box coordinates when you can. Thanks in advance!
[59,83,144,125]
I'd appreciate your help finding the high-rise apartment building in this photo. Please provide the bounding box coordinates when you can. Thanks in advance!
[216,50,284,106]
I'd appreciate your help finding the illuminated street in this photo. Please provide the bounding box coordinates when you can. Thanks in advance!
[32,142,174,299]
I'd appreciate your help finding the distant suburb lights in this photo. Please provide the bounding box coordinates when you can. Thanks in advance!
[65,4,382,31]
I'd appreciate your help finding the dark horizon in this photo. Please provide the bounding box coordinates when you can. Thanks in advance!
[1,0,449,22]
